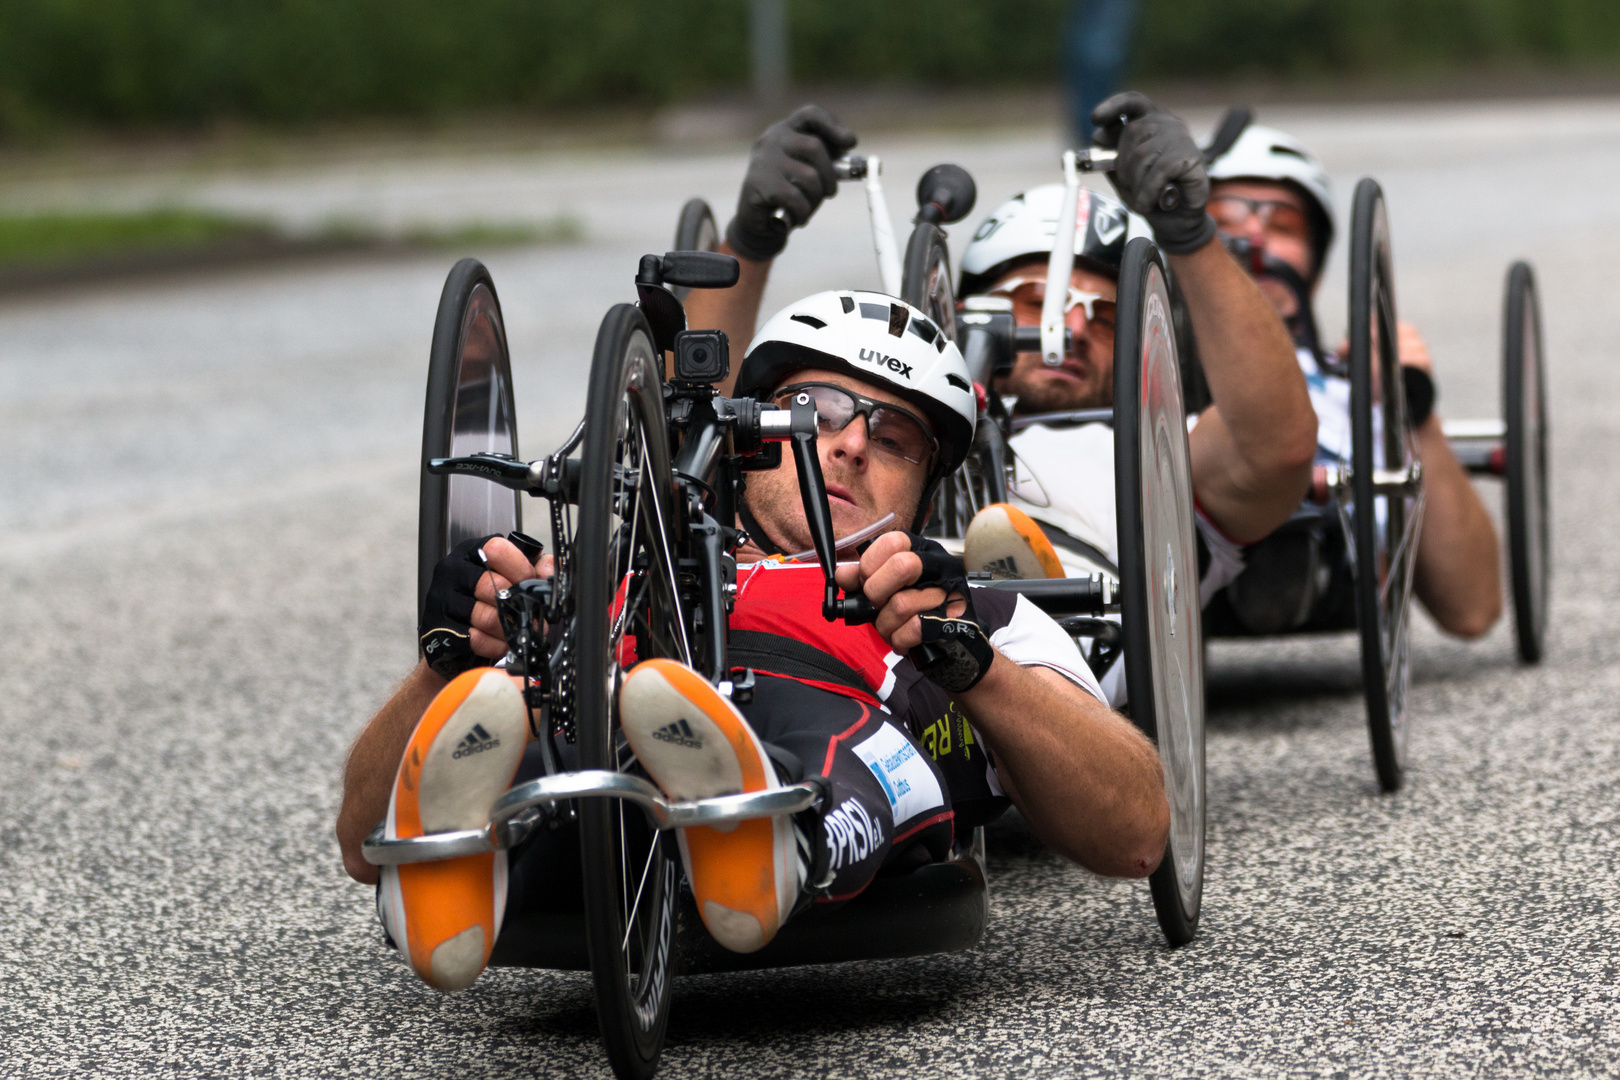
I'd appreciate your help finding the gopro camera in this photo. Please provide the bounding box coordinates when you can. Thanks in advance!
[674,329,729,383]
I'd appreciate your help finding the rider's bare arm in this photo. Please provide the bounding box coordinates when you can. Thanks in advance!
[838,532,1170,877]
[1177,237,1319,543]
[681,243,771,396]
[335,537,546,884]
[337,660,447,884]
[1396,323,1503,637]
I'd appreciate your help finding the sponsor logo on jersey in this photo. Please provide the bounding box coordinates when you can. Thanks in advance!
[824,797,885,872]
[452,723,501,759]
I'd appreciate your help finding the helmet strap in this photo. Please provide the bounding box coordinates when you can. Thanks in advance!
[737,499,787,558]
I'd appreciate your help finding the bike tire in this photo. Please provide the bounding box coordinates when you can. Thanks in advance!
[1503,261,1550,664]
[1347,179,1422,793]
[575,304,687,1080]
[418,258,520,615]
[1114,237,1206,946]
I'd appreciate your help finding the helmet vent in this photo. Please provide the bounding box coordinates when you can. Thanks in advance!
[946,373,969,391]
[887,303,908,338]
[1271,144,1307,160]
[839,294,855,314]
[790,314,827,329]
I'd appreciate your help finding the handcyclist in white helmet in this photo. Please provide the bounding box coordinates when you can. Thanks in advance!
[337,285,1171,990]
[1205,114,1502,638]
[681,98,1318,708]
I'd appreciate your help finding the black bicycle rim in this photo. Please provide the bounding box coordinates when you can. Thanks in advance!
[418,258,521,613]
[576,304,687,1080]
[1347,179,1420,793]
[1114,237,1206,945]
[1504,261,1550,664]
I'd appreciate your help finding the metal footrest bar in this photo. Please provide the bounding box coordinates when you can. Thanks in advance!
[362,771,822,866]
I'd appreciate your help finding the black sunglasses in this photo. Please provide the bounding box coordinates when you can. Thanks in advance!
[774,382,938,466]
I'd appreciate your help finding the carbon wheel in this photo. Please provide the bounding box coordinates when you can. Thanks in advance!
[575,304,689,1080]
[418,258,520,613]
[1503,261,1550,664]
[1114,237,1205,946]
[670,198,720,302]
[1347,179,1423,793]
[905,220,995,537]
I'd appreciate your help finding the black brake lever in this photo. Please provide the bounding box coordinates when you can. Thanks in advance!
[782,391,878,626]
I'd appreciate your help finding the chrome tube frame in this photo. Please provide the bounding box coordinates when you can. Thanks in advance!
[362,772,822,866]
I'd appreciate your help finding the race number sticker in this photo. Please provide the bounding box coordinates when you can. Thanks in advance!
[852,723,944,825]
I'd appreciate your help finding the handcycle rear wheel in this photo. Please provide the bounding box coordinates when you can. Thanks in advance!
[418,258,520,612]
[575,304,689,1080]
[1503,261,1550,664]
[1347,179,1422,793]
[1114,237,1205,946]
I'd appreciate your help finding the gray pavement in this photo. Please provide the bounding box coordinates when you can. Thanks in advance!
[3,97,1618,1078]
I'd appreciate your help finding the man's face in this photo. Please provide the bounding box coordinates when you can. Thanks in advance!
[993,261,1118,413]
[742,368,933,551]
[1208,179,1316,320]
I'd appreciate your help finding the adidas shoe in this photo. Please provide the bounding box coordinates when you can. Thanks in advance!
[378,668,526,992]
[619,659,797,954]
[964,502,1064,580]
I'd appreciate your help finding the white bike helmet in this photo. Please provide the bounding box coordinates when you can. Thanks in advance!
[957,185,1147,297]
[736,291,977,523]
[1206,123,1336,274]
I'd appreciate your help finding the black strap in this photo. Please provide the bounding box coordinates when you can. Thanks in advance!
[728,629,875,697]
[1036,522,1120,578]
[737,502,785,557]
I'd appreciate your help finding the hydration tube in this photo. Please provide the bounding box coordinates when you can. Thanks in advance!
[1041,150,1082,367]
[782,512,898,562]
[863,157,903,297]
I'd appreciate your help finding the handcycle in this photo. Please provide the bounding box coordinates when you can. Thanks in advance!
[1194,114,1549,790]
[367,163,1205,1074]
[677,150,1207,946]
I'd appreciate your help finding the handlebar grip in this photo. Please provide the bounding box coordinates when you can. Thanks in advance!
[836,595,878,626]
[1157,185,1181,213]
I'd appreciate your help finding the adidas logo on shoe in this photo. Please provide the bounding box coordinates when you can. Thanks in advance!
[451,723,502,760]
[983,556,1020,580]
[651,718,703,749]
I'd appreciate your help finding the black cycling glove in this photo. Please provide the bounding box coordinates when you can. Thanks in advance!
[726,105,858,262]
[876,532,996,694]
[1090,92,1217,256]
[419,534,498,681]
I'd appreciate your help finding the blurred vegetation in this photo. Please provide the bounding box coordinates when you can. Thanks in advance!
[0,208,580,268]
[0,0,1616,136]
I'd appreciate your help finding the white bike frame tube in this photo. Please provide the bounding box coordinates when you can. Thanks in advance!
[1041,149,1082,367]
[864,156,903,297]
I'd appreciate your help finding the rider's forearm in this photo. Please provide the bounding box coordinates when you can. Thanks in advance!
[1172,239,1318,540]
[336,660,447,884]
[1412,414,1502,638]
[680,241,771,396]
[957,655,1169,877]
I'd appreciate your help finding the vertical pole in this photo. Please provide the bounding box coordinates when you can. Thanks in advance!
[750,0,789,109]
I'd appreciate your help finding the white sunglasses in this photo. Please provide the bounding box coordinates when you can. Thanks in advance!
[986,276,1111,320]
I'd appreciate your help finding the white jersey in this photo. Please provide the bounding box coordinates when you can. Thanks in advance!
[1301,347,1352,463]
[1003,417,1245,706]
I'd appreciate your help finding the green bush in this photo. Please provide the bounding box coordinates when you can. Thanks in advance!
[0,0,1616,135]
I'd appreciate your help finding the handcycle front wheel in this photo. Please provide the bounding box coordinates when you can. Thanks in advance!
[1114,237,1205,946]
[1503,260,1550,664]
[418,258,520,613]
[575,304,690,1080]
[1347,178,1422,793]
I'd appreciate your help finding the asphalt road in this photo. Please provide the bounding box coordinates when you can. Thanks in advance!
[3,97,1619,1078]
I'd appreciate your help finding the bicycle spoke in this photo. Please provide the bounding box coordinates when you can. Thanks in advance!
[621,838,659,954]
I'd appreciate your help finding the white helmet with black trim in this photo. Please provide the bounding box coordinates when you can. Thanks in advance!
[736,291,976,525]
[958,184,1147,297]
[1206,123,1335,273]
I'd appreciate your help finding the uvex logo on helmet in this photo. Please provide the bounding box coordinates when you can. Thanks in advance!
[858,348,913,379]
